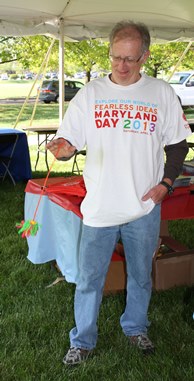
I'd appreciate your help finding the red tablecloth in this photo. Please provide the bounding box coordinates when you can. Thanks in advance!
[161,185,194,220]
[25,176,84,218]
[25,176,194,221]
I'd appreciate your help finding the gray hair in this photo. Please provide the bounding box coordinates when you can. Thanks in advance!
[109,20,151,52]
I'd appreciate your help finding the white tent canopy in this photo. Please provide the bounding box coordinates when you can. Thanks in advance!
[0,0,194,42]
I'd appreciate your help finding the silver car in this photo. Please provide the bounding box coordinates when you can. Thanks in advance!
[38,80,84,103]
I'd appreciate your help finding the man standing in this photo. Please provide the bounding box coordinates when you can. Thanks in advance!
[47,20,191,364]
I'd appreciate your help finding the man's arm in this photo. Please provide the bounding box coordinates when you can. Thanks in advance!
[142,139,189,203]
[163,139,189,182]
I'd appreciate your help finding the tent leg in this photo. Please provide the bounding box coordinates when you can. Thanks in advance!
[59,18,65,124]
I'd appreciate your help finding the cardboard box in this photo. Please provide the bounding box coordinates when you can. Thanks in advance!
[104,260,126,294]
[152,236,194,291]
[104,229,194,293]
[104,243,126,294]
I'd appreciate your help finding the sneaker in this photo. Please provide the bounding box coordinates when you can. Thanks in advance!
[128,334,155,355]
[63,347,93,365]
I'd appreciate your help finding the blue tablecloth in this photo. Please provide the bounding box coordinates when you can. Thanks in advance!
[0,128,32,182]
[25,192,82,283]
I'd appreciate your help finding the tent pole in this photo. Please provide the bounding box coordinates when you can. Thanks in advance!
[29,39,56,126]
[13,38,56,129]
[59,18,65,124]
[167,41,193,81]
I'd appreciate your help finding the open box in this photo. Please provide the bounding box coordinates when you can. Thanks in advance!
[152,221,194,290]
[152,245,194,291]
[104,243,126,294]
[104,221,194,293]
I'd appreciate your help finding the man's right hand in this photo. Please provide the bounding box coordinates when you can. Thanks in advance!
[46,138,77,160]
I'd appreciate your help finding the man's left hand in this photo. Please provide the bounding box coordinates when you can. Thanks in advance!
[142,184,168,204]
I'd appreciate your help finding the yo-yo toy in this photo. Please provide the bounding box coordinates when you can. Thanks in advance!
[16,142,64,238]
[16,219,41,238]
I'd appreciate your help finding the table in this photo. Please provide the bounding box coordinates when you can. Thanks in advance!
[23,126,58,170]
[25,176,83,283]
[24,176,194,288]
[0,128,32,182]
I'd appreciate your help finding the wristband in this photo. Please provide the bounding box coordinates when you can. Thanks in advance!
[159,180,174,195]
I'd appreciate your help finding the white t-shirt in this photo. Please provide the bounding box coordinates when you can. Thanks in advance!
[56,74,191,227]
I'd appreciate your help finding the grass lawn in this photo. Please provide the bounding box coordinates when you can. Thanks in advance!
[1,167,194,381]
[0,177,194,381]
[0,103,60,129]
[0,84,194,381]
[0,79,40,98]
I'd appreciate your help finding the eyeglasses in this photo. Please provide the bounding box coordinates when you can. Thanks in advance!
[109,52,144,65]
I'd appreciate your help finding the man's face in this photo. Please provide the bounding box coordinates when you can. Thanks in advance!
[110,37,150,86]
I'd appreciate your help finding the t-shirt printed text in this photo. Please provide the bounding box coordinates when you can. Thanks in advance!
[94,99,158,135]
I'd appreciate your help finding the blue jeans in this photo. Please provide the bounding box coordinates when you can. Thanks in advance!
[70,204,161,350]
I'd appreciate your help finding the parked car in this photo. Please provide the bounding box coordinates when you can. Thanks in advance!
[1,73,9,80]
[168,71,194,107]
[50,72,58,79]
[25,72,33,80]
[38,79,84,103]
[91,71,98,78]
[74,71,86,79]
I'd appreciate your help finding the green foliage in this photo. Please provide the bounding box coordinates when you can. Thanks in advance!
[0,35,58,72]
[0,35,111,78]
[16,36,58,71]
[1,35,194,80]
[144,42,194,77]
[0,36,17,64]
[64,39,111,80]
[9,74,18,80]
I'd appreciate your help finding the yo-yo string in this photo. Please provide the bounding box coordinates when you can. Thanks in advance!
[33,143,64,221]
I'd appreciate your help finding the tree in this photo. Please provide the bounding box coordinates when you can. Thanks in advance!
[144,42,194,78]
[0,35,111,79]
[0,35,58,72]
[64,39,110,81]
[12,36,58,72]
[1,35,194,80]
[0,36,18,65]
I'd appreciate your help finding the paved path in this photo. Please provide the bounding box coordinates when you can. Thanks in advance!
[0,97,38,104]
